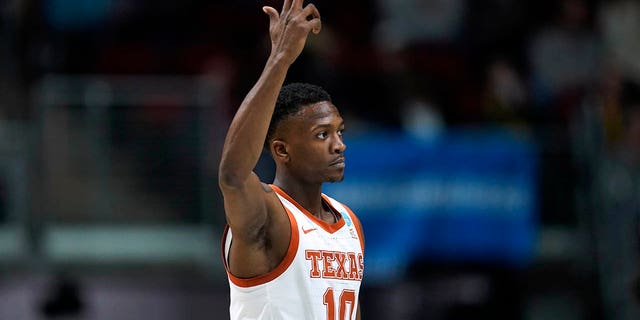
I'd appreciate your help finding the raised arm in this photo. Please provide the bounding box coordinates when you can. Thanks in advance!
[218,0,321,235]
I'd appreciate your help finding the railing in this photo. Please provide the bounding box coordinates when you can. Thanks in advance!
[23,74,228,274]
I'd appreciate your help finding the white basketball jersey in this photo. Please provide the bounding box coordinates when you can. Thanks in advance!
[222,184,365,320]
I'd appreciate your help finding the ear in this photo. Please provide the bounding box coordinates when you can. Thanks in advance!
[272,140,289,162]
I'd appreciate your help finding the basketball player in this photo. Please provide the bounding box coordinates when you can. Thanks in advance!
[218,0,364,319]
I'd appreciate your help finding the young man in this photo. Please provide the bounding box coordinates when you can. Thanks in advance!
[218,0,364,319]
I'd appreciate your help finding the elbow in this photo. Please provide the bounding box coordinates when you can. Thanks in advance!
[218,164,246,190]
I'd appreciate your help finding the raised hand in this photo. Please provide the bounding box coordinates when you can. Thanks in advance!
[262,0,321,66]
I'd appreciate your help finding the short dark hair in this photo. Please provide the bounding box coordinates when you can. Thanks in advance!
[264,83,332,150]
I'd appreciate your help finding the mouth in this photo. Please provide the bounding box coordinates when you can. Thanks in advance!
[329,157,346,168]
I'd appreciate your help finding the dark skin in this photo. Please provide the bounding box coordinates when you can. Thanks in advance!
[218,0,360,318]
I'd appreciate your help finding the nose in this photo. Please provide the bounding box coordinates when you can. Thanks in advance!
[333,136,346,154]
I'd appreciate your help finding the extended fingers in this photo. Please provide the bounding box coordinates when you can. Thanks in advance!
[282,0,298,22]
[284,0,305,22]
[281,0,292,15]
[290,0,303,12]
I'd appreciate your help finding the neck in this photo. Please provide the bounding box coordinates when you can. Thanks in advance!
[273,174,324,219]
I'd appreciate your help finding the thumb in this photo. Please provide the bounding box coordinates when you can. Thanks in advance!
[262,6,279,26]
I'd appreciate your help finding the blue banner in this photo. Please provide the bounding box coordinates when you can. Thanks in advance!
[323,129,538,282]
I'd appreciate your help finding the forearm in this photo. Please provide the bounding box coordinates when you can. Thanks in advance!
[219,0,320,187]
[218,55,290,187]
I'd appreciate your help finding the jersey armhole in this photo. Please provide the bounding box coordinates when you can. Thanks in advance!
[220,196,300,288]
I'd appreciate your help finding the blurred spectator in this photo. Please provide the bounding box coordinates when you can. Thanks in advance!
[374,0,473,125]
[598,0,640,86]
[481,58,529,127]
[528,0,601,121]
[374,0,465,52]
[400,96,445,141]
[527,0,601,229]
[579,76,640,320]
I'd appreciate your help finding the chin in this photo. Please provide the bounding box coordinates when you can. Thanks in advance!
[327,175,345,183]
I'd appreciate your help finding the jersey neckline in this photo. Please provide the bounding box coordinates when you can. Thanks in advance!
[270,184,346,234]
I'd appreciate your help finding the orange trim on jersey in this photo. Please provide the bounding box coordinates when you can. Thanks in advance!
[270,184,346,234]
[343,204,365,254]
[220,204,300,288]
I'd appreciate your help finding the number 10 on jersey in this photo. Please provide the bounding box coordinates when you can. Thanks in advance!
[323,287,356,320]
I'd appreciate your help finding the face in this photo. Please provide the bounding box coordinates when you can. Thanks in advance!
[273,101,346,184]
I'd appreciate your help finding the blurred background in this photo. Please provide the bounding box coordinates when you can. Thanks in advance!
[0,0,639,319]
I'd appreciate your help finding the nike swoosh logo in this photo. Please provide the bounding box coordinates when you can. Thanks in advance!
[302,227,317,234]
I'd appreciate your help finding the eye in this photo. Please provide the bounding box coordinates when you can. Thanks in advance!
[316,131,327,139]
[337,129,344,137]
